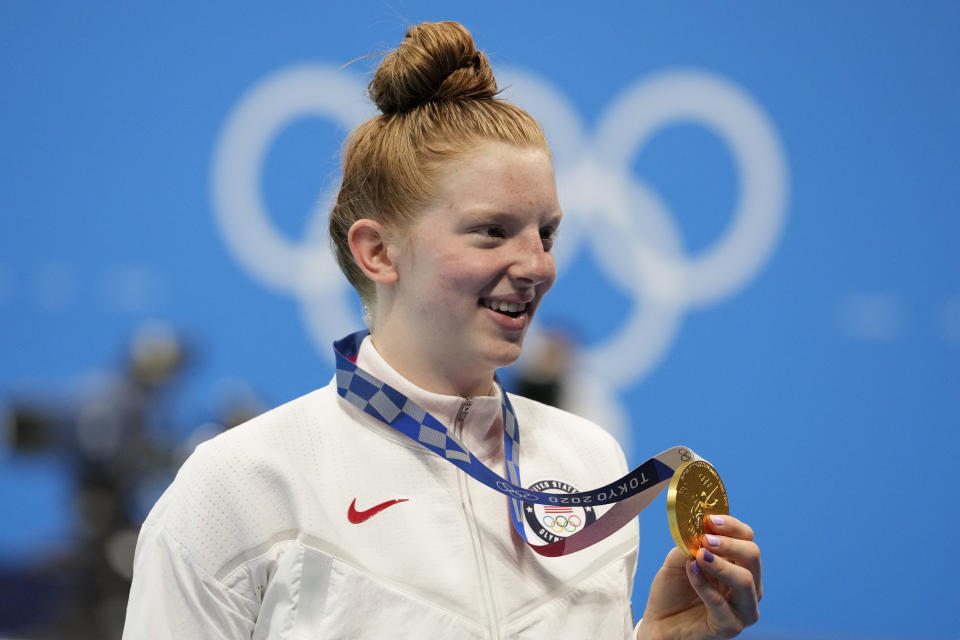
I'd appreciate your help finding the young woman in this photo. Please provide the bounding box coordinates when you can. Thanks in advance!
[124,21,762,639]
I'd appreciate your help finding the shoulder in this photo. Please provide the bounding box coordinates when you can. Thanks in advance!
[506,393,628,475]
[143,382,345,576]
[173,383,338,494]
[507,393,623,450]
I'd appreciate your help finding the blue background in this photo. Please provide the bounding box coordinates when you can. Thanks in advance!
[2,3,958,638]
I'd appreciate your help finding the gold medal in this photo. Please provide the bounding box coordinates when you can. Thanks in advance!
[666,460,729,558]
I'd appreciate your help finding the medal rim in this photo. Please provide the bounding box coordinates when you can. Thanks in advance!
[666,459,729,559]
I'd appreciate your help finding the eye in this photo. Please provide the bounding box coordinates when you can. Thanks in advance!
[540,225,558,251]
[477,225,506,239]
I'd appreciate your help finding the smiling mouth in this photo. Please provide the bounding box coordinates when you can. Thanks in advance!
[480,298,527,319]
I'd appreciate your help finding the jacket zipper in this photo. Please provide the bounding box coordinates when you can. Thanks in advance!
[455,397,472,426]
[454,397,500,639]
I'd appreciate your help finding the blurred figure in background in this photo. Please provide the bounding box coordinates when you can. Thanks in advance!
[1,322,262,639]
[513,328,574,410]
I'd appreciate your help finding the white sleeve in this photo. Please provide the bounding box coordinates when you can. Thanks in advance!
[122,517,258,640]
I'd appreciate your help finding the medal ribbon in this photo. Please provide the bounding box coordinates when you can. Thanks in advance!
[334,330,700,556]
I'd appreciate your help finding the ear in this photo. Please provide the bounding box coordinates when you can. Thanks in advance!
[347,219,399,285]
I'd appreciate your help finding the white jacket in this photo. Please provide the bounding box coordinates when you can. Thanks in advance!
[123,338,639,639]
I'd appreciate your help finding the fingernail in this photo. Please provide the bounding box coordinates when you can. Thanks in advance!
[702,549,715,563]
[690,560,701,575]
[705,534,721,547]
[710,515,725,527]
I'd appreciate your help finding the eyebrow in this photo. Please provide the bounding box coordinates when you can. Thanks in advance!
[462,210,563,226]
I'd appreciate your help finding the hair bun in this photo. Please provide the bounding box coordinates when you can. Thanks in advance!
[369,21,497,114]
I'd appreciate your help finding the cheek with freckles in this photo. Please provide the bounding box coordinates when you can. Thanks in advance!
[414,258,481,320]
[442,255,498,296]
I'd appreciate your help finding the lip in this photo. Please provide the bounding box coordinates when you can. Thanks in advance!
[481,304,528,332]
[481,294,535,306]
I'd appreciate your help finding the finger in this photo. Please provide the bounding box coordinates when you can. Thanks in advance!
[705,514,754,542]
[702,534,763,600]
[685,556,745,638]
[663,546,691,572]
[696,547,760,628]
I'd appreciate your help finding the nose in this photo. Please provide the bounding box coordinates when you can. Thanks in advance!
[508,230,555,288]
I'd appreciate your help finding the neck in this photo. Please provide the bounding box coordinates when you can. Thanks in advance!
[369,333,495,398]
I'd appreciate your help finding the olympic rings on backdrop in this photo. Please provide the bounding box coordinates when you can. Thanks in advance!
[211,64,788,390]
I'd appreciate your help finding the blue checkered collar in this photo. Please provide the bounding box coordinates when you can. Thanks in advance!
[355,335,505,460]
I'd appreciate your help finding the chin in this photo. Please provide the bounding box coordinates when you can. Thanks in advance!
[484,339,525,370]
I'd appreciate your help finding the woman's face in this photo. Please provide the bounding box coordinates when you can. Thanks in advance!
[380,140,561,396]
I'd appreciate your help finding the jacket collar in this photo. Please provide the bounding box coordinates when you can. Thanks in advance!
[355,336,504,460]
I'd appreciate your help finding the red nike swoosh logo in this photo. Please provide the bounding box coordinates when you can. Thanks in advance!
[347,497,409,524]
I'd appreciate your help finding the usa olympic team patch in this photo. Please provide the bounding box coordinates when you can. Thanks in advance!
[523,479,598,544]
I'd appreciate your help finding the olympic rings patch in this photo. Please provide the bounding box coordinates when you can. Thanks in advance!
[523,479,597,543]
[541,514,583,533]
